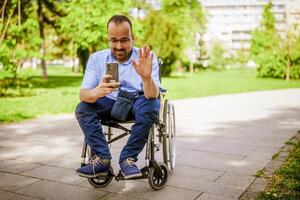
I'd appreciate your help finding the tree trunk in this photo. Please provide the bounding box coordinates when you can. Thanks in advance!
[285,25,290,81]
[77,47,89,74]
[178,59,184,73]
[189,62,194,74]
[37,0,47,79]
[285,1,290,81]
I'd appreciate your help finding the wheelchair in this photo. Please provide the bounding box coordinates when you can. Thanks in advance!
[79,60,176,190]
[80,91,176,190]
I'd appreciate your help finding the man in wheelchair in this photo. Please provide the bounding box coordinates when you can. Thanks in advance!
[75,15,161,180]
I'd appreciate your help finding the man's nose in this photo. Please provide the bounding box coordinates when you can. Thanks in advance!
[116,41,123,49]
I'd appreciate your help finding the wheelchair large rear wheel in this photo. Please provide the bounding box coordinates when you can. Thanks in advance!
[88,167,114,188]
[162,100,176,173]
[148,162,168,190]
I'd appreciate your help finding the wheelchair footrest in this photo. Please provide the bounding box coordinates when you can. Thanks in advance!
[115,166,149,181]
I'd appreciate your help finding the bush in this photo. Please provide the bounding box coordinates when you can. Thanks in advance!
[208,41,227,70]
[182,60,206,72]
[290,65,300,79]
[161,56,176,77]
[251,2,300,79]
[254,47,286,78]
[290,36,300,79]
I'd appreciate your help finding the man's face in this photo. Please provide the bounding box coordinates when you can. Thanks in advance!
[108,22,133,63]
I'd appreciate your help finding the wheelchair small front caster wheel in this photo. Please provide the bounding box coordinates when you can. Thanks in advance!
[88,167,114,188]
[148,162,168,190]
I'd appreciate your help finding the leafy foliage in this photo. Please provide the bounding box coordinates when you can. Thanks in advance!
[57,0,131,72]
[5,0,299,83]
[0,0,41,96]
[261,2,276,32]
[0,0,66,85]
[208,41,227,70]
[232,44,250,67]
[251,2,300,79]
[290,35,300,79]
[142,0,205,76]
[1,0,205,80]
[250,2,286,79]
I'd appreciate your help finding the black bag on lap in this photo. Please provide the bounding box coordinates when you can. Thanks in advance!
[111,90,136,121]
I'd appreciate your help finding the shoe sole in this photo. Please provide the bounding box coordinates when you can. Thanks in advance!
[121,171,142,179]
[76,171,108,178]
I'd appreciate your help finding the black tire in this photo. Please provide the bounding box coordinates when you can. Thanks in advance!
[162,101,176,173]
[162,99,168,166]
[86,145,113,188]
[88,167,114,188]
[148,162,168,190]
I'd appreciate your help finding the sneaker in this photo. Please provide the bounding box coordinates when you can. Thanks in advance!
[120,158,142,179]
[76,155,110,178]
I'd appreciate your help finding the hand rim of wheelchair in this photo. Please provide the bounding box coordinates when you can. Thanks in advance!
[87,166,114,188]
[162,100,176,173]
[148,162,169,190]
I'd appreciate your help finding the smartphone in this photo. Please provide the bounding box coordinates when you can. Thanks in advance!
[105,63,119,83]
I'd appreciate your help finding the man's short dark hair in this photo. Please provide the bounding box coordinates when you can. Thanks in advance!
[107,15,133,34]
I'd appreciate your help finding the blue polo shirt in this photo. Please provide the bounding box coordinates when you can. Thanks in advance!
[81,47,161,100]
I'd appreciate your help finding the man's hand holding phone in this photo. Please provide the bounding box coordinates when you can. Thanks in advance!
[92,75,120,99]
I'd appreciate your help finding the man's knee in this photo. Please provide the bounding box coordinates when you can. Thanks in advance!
[75,102,86,114]
[135,110,158,125]
[75,101,95,120]
[134,97,160,125]
[134,96,160,112]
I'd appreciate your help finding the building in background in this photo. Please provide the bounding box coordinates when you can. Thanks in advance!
[199,0,300,56]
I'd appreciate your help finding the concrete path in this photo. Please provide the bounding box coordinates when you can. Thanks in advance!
[0,89,300,200]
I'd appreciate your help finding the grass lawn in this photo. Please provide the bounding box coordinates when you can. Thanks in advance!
[1,67,300,123]
[0,67,82,123]
[163,69,300,99]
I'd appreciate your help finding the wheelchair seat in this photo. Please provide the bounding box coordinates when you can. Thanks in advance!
[101,119,135,127]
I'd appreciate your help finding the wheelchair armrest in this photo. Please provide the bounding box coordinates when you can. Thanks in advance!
[159,87,167,93]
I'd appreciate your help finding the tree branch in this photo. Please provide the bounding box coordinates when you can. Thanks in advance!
[1,0,8,24]
[43,0,66,17]
[0,5,15,45]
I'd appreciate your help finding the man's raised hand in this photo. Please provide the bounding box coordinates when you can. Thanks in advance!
[132,46,153,81]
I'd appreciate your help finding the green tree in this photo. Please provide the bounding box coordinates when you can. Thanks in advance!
[290,34,300,79]
[0,0,65,81]
[143,0,205,76]
[233,43,250,67]
[250,2,286,78]
[57,0,131,73]
[36,0,65,79]
[197,30,208,68]
[0,0,41,96]
[209,41,226,70]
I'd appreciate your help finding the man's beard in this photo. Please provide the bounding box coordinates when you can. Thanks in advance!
[113,48,131,62]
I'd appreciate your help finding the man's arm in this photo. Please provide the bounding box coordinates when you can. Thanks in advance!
[133,47,159,99]
[80,75,120,103]
[142,77,159,99]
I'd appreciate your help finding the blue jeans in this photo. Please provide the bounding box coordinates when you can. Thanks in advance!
[75,95,160,163]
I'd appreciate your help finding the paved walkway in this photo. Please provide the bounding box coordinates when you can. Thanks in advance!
[0,89,300,200]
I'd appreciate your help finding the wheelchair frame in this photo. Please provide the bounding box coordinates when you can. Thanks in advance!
[80,92,176,190]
